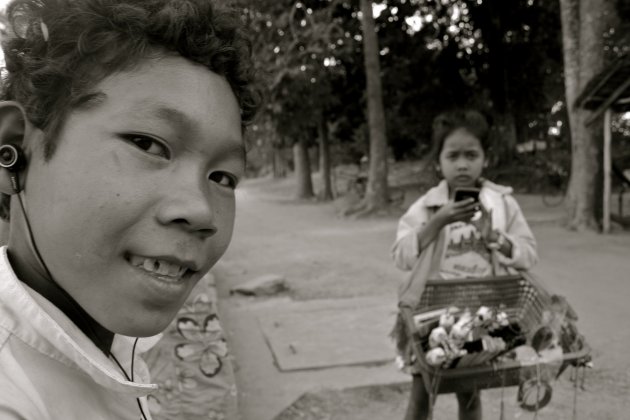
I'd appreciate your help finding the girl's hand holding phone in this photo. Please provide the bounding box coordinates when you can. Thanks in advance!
[435,199,480,226]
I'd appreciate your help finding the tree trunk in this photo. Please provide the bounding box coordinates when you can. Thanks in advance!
[484,0,517,164]
[293,138,314,199]
[358,0,388,213]
[318,114,334,201]
[560,0,615,230]
[491,112,518,165]
[272,146,287,178]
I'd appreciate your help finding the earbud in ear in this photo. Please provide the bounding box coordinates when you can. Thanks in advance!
[0,144,27,193]
[0,144,26,173]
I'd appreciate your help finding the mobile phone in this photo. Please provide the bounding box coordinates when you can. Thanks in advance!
[454,187,480,203]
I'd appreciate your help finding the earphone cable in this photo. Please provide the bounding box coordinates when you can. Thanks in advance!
[131,337,149,420]
[13,174,148,420]
[131,337,139,382]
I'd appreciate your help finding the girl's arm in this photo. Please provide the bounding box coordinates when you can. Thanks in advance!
[494,195,538,270]
[416,214,447,251]
[392,198,478,270]
[391,200,430,271]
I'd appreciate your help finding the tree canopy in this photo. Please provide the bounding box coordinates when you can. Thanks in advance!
[239,0,571,169]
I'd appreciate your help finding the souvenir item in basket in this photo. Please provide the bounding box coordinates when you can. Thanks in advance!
[518,377,553,411]
[488,321,527,349]
[474,306,493,326]
[462,335,506,353]
[543,294,592,378]
[422,304,524,369]
[448,310,473,345]
[428,326,449,349]
[438,307,458,330]
[426,347,447,366]
[531,325,557,353]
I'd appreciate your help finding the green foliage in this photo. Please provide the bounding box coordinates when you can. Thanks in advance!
[236,0,571,172]
[236,0,357,147]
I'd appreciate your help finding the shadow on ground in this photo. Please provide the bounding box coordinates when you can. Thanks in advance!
[274,374,622,420]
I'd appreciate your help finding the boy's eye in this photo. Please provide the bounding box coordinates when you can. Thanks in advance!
[209,171,238,189]
[121,134,170,159]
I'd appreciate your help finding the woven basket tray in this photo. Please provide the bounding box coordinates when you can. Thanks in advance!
[400,274,590,394]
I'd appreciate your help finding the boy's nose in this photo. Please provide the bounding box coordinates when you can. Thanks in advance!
[156,186,217,237]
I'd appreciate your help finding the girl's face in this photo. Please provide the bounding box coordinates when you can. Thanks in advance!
[9,55,244,337]
[438,128,487,190]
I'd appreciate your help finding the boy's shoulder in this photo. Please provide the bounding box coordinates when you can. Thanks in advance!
[0,326,9,358]
[0,333,47,419]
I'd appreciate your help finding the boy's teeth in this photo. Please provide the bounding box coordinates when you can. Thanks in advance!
[131,255,186,278]
[143,258,158,272]
[167,264,179,277]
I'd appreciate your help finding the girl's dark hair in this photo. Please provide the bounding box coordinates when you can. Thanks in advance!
[430,109,490,161]
[0,0,261,219]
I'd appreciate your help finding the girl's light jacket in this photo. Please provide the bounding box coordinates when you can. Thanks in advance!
[392,179,538,307]
[0,246,158,419]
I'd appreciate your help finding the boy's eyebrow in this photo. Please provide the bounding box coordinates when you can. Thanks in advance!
[139,101,246,162]
[72,91,107,109]
[73,92,246,161]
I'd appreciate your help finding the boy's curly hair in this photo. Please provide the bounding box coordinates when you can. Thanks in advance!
[2,0,260,149]
[0,0,261,220]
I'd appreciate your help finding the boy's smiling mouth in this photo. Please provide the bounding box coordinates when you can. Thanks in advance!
[125,253,197,282]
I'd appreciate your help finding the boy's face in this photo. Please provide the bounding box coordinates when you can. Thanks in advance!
[11,56,244,336]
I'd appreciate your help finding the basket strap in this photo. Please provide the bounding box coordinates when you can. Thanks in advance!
[490,249,499,277]
[398,240,437,309]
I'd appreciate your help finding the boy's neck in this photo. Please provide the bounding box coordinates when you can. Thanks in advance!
[7,248,114,354]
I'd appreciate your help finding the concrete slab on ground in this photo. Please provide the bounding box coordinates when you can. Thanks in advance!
[216,292,409,420]
[258,300,397,371]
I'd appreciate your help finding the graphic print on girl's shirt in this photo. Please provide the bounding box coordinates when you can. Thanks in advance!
[440,221,492,279]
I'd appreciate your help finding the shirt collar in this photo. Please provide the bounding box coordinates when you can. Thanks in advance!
[0,246,158,397]
[424,179,450,207]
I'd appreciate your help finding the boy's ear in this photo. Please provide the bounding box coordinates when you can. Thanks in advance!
[0,101,31,195]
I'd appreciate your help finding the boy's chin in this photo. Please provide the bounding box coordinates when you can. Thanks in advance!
[106,313,176,338]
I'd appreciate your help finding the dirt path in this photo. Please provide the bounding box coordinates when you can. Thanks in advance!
[216,176,630,420]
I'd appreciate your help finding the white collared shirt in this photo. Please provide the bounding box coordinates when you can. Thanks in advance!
[0,246,158,419]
